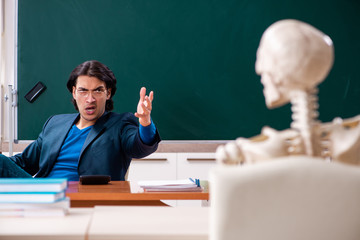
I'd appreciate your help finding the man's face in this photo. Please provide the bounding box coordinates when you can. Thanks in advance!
[72,75,110,128]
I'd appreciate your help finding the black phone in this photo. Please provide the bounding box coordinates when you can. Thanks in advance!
[24,81,46,103]
[79,175,111,185]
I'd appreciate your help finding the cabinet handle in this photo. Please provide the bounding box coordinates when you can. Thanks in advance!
[132,158,168,161]
[186,158,216,161]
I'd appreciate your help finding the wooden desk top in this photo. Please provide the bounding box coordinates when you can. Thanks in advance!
[66,181,209,207]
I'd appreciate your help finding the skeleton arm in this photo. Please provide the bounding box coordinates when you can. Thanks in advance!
[321,115,360,165]
[216,126,303,165]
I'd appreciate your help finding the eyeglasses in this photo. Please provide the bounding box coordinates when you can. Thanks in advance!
[76,88,107,98]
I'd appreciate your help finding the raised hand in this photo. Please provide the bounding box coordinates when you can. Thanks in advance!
[135,87,154,126]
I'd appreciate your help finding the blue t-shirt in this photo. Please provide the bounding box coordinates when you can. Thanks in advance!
[47,125,92,181]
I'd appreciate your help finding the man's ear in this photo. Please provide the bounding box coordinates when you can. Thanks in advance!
[106,88,111,100]
[72,86,76,98]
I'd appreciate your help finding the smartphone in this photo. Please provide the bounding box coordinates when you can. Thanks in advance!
[79,175,111,185]
[24,81,46,103]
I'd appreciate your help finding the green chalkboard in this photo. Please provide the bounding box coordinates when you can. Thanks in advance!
[17,0,360,140]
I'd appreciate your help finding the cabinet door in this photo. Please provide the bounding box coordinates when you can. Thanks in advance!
[177,153,216,207]
[177,153,217,180]
[127,153,177,182]
[127,153,177,206]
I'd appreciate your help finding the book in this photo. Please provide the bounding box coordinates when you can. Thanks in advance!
[138,179,203,192]
[142,186,203,192]
[0,179,69,217]
[0,197,70,217]
[0,207,68,217]
[0,197,70,210]
[0,178,67,193]
[0,191,65,203]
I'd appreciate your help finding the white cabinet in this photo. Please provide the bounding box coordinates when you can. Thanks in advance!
[127,153,177,182]
[128,152,216,181]
[177,152,216,181]
[127,152,216,207]
[176,152,216,207]
[127,153,177,206]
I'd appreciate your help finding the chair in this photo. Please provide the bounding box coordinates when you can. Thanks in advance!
[209,156,360,240]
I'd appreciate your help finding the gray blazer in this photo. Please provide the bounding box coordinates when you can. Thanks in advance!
[10,112,161,180]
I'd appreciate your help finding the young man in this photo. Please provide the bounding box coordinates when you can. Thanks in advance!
[0,60,161,180]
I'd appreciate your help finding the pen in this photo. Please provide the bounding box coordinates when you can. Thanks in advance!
[189,178,200,187]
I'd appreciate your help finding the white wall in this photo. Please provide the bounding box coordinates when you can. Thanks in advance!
[1,0,18,152]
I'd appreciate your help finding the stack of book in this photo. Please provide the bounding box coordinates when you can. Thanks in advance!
[138,178,203,192]
[0,178,69,217]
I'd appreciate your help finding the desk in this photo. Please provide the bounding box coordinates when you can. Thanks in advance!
[0,206,209,240]
[0,208,93,240]
[66,181,209,207]
[89,206,208,240]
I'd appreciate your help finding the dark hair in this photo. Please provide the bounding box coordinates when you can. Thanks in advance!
[67,60,117,111]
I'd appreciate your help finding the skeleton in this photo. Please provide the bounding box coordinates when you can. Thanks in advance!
[216,19,360,165]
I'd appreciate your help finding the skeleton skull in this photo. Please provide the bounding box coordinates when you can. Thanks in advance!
[255,19,334,108]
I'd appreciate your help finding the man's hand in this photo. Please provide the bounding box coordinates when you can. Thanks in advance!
[135,87,153,126]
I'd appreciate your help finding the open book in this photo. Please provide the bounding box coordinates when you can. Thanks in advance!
[138,179,203,192]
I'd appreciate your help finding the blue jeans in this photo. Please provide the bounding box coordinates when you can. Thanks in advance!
[0,154,32,178]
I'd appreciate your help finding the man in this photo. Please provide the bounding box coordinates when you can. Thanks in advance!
[0,60,161,180]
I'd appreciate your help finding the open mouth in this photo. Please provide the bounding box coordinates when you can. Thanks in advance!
[85,106,96,114]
